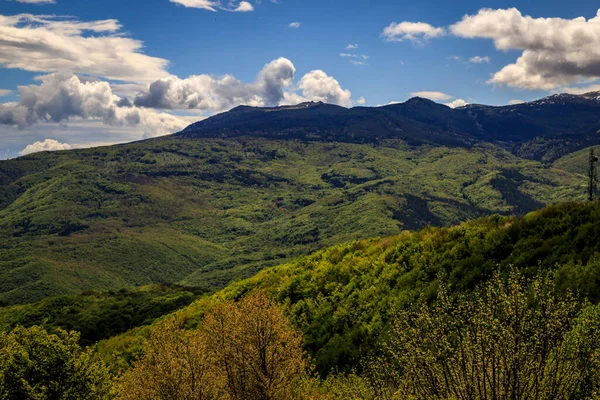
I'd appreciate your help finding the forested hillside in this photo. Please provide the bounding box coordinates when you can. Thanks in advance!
[0,137,584,305]
[4,202,591,374]
[4,203,600,398]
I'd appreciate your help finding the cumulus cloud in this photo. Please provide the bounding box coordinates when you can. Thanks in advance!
[0,72,187,136]
[346,44,358,50]
[288,22,301,28]
[0,90,11,97]
[410,91,453,101]
[0,14,169,84]
[446,98,468,108]
[292,70,353,107]
[356,96,366,105]
[451,8,600,90]
[230,1,253,11]
[170,0,255,12]
[469,56,490,64]
[508,99,525,105]
[19,139,71,156]
[134,57,296,111]
[382,21,445,43]
[135,58,354,111]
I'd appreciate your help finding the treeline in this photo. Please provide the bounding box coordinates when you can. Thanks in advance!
[2,272,600,399]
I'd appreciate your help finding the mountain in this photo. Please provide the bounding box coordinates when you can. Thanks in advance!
[181,92,600,162]
[0,92,597,305]
[179,99,482,147]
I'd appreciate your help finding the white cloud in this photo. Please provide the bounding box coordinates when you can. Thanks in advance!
[559,83,600,95]
[508,99,525,105]
[0,120,152,159]
[0,72,187,136]
[469,56,490,64]
[451,8,600,90]
[340,53,369,59]
[0,90,11,97]
[14,0,55,3]
[288,21,301,28]
[346,44,358,50]
[281,70,352,107]
[446,98,468,108]
[340,53,369,65]
[0,14,169,84]
[410,91,453,101]
[356,96,366,105]
[382,21,445,44]
[294,70,352,107]
[135,58,354,110]
[231,1,253,12]
[19,139,71,156]
[170,0,255,12]
[134,57,296,112]
[169,0,219,11]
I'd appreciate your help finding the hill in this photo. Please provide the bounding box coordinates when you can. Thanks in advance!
[89,202,600,376]
[0,136,585,305]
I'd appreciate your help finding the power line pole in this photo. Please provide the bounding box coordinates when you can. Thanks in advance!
[589,148,598,202]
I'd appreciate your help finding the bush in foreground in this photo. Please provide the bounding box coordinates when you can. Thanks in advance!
[371,272,600,399]
[0,326,113,399]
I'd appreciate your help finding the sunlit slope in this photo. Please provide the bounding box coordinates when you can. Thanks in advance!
[97,202,600,376]
[0,137,586,304]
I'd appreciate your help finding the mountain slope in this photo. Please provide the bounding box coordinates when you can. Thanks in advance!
[0,137,585,305]
[93,202,600,376]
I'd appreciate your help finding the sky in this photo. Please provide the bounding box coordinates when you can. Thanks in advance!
[1,0,600,158]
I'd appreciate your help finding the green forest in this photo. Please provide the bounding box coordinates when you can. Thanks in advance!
[1,133,600,398]
[3,202,600,398]
[0,138,586,305]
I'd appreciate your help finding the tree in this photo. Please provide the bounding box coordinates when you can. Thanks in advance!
[374,271,600,400]
[119,292,310,400]
[0,325,113,400]
[202,291,309,400]
[118,319,223,400]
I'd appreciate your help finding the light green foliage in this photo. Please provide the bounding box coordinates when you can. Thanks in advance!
[0,138,585,305]
[553,145,597,175]
[374,272,600,400]
[100,202,600,376]
[0,326,114,399]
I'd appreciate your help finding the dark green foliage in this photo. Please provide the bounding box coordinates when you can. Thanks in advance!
[0,138,585,305]
[0,285,204,346]
[0,326,113,399]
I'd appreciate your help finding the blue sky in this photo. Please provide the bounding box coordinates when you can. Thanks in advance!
[1,0,600,158]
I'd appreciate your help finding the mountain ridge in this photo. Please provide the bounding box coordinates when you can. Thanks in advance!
[178,92,600,162]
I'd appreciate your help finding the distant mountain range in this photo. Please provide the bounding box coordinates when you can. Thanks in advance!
[179,92,600,162]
